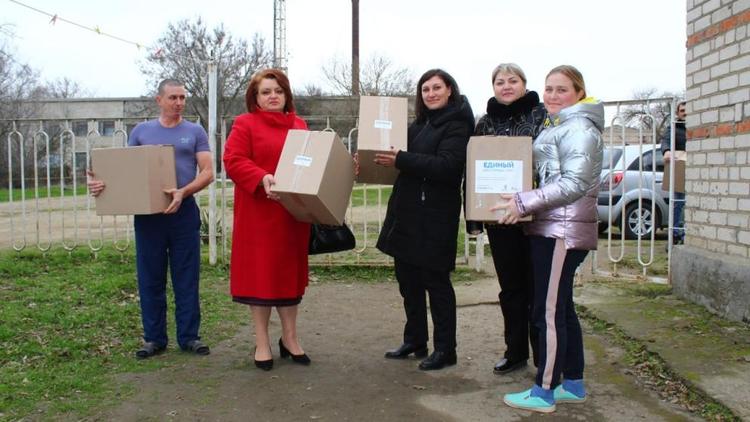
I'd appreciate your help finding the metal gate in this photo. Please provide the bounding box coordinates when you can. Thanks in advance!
[1,98,682,278]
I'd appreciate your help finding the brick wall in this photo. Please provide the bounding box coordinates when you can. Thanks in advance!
[686,0,750,258]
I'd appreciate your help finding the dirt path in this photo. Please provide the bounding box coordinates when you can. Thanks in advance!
[87,279,698,422]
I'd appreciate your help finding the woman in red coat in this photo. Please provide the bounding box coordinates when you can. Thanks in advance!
[223,69,310,370]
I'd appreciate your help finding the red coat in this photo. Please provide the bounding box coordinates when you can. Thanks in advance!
[223,110,309,300]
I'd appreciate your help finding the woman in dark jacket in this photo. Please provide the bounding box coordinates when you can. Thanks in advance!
[468,63,547,375]
[374,68,474,370]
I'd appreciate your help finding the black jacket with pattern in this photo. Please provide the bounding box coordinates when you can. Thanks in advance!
[474,91,547,138]
[466,91,547,233]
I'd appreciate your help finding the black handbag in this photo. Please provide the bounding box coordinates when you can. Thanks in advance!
[308,223,356,255]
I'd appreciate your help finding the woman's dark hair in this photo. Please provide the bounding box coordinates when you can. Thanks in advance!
[245,68,295,113]
[414,68,461,122]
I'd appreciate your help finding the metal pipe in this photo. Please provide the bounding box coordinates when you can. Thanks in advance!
[351,0,360,96]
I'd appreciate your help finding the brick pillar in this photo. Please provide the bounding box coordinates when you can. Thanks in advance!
[676,0,750,323]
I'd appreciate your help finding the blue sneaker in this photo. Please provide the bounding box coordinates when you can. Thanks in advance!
[554,385,586,403]
[503,389,556,413]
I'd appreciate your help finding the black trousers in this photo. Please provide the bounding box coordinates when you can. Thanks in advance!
[394,258,457,352]
[529,236,588,390]
[487,225,538,364]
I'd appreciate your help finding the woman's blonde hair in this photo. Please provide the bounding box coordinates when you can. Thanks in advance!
[491,63,527,84]
[546,65,586,100]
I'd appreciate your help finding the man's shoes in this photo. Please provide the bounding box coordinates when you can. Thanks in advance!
[135,341,166,360]
[181,339,210,356]
[418,350,457,370]
[493,357,527,374]
[384,343,428,359]
[666,237,684,251]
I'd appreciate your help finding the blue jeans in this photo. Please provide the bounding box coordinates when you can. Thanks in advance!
[134,197,202,348]
[673,192,685,240]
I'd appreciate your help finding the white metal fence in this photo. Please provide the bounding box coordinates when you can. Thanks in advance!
[0,116,445,266]
[1,98,683,281]
[589,97,681,283]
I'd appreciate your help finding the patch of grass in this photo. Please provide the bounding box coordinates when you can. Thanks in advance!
[0,248,240,420]
[0,185,88,202]
[578,305,741,421]
[595,238,670,277]
[350,185,392,207]
[310,265,394,283]
[626,284,671,299]
[309,264,483,284]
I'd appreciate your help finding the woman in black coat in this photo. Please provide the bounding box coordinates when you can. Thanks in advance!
[374,68,474,370]
[468,63,547,375]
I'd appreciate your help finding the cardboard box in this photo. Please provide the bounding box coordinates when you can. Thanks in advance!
[91,145,176,216]
[662,150,686,193]
[356,96,408,185]
[271,130,355,225]
[465,136,533,222]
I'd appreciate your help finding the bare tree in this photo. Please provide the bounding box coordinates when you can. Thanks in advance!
[322,53,416,96]
[294,83,326,97]
[139,18,273,126]
[1,27,91,186]
[621,88,684,139]
[34,77,89,98]
[0,34,41,187]
[0,44,41,118]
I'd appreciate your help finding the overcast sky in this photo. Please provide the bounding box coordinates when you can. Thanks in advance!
[4,0,686,116]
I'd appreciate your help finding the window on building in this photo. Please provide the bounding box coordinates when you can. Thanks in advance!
[98,120,115,136]
[72,121,88,137]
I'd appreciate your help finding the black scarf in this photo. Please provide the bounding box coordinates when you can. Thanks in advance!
[486,91,540,120]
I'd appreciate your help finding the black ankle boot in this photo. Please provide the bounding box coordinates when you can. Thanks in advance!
[384,343,428,359]
[418,350,457,370]
[279,338,311,365]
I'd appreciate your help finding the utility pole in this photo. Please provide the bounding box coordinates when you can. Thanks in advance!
[352,0,360,96]
[273,0,288,74]
[207,60,218,264]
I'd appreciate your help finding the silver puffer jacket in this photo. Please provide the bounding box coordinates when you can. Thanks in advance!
[516,100,604,250]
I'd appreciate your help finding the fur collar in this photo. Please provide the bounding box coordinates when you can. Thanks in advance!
[486,91,540,119]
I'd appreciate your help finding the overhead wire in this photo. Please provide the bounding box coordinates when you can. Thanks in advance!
[6,0,211,64]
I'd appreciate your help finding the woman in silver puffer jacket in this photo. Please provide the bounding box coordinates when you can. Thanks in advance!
[493,65,603,414]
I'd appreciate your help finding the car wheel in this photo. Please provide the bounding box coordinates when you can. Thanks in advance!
[623,202,655,239]
[598,222,609,234]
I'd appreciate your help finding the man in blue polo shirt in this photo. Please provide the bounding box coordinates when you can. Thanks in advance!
[88,79,214,359]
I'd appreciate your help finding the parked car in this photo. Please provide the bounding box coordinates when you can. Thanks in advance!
[597,144,670,239]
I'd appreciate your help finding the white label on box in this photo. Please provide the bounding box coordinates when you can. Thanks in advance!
[475,160,523,193]
[373,119,393,129]
[293,155,313,167]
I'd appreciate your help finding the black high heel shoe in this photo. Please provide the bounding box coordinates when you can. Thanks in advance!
[254,347,273,371]
[279,338,311,365]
